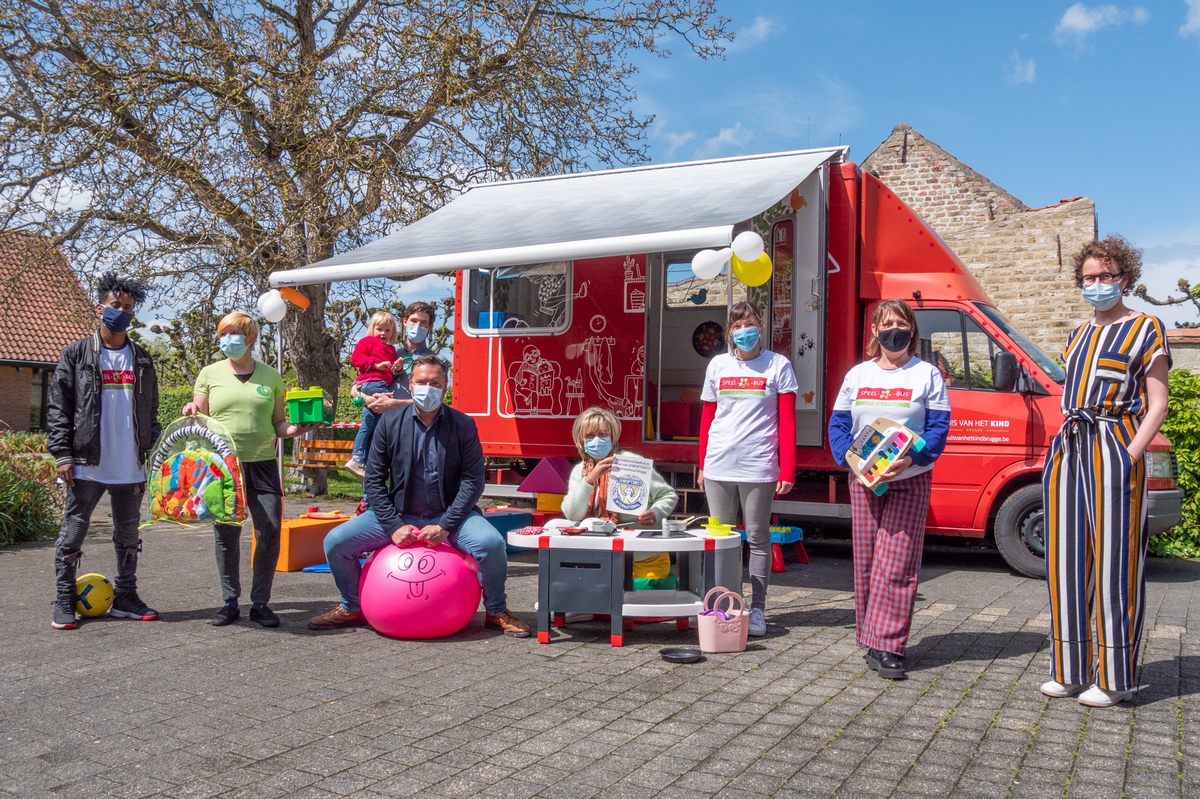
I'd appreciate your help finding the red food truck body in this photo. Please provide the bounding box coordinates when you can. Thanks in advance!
[271,149,1182,577]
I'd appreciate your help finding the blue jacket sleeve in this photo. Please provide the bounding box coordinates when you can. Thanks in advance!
[364,411,402,536]
[440,414,485,534]
[910,409,950,467]
[827,411,854,469]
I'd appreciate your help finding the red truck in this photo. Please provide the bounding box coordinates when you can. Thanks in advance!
[273,148,1183,577]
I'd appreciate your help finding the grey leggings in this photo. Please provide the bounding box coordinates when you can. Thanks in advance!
[705,479,775,610]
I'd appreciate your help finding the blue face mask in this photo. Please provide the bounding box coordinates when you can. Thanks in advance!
[219,334,248,360]
[1082,281,1122,311]
[584,436,612,459]
[732,327,760,352]
[101,306,134,333]
[411,384,443,412]
[406,324,429,344]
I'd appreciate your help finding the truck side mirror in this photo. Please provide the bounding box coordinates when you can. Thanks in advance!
[993,351,1018,392]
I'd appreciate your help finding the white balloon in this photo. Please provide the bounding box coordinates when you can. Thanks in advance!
[732,231,765,261]
[258,290,287,323]
[716,247,734,268]
[691,249,724,280]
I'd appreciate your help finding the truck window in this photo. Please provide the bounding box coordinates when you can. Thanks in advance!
[964,316,1000,391]
[914,309,967,388]
[665,259,728,309]
[464,262,572,334]
[974,303,1067,384]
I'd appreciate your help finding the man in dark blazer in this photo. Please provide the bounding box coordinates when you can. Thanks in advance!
[309,355,529,637]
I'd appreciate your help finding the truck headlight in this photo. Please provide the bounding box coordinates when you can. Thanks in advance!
[1146,450,1178,482]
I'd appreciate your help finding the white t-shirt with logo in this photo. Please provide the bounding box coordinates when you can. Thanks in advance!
[76,345,144,485]
[701,350,799,483]
[832,357,950,480]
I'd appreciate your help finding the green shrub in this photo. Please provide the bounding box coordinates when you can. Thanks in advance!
[157,386,194,430]
[0,434,62,547]
[1149,368,1200,559]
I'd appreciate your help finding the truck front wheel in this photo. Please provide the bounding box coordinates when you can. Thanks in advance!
[994,484,1047,579]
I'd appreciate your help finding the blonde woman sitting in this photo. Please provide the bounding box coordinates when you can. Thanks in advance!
[561,407,678,589]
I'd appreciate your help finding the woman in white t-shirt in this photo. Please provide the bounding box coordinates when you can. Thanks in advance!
[828,299,950,681]
[699,301,798,637]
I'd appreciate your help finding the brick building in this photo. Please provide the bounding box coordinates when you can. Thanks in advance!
[0,234,94,432]
[862,124,1097,355]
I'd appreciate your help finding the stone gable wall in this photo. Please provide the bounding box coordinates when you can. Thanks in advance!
[862,124,1027,232]
[939,200,1098,355]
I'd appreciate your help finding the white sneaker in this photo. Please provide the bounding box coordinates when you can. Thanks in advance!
[1078,685,1134,707]
[1040,680,1086,698]
[748,608,767,637]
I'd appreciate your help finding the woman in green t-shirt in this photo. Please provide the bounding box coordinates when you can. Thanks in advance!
[183,312,316,628]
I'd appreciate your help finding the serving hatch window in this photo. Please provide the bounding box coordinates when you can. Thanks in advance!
[664,258,728,309]
[465,261,572,334]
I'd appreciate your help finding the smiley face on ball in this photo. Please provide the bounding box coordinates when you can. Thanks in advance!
[387,550,447,600]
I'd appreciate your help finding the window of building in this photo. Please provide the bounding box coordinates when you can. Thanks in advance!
[465,261,572,334]
[29,368,50,431]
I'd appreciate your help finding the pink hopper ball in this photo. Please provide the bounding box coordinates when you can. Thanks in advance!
[358,543,482,639]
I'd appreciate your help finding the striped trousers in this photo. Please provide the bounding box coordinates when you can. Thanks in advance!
[1043,413,1147,692]
[849,471,932,657]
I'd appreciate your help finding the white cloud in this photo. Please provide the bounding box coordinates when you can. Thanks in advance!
[392,272,454,304]
[1006,51,1037,84]
[664,131,695,159]
[738,16,775,45]
[1183,0,1200,41]
[696,124,752,158]
[1054,4,1150,45]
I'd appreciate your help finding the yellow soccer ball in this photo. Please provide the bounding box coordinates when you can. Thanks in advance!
[75,573,114,617]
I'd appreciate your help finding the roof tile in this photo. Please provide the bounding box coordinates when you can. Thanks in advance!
[0,233,95,364]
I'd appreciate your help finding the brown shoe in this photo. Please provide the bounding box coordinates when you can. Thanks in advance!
[485,609,531,638]
[308,605,368,630]
[344,459,366,481]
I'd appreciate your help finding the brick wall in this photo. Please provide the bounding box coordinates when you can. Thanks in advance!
[0,366,32,433]
[939,200,1098,355]
[861,123,1098,355]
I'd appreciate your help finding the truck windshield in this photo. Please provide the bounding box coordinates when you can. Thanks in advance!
[975,304,1066,384]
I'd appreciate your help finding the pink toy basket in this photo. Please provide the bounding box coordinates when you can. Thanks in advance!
[697,587,749,653]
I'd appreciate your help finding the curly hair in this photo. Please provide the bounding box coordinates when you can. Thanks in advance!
[1071,235,1142,296]
[96,272,147,305]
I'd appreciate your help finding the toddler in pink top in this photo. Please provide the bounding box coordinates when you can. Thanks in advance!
[345,311,399,478]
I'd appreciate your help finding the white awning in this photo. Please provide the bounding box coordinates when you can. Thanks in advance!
[269,147,847,288]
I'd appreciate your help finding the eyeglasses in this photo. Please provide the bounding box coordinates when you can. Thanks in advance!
[1081,273,1121,287]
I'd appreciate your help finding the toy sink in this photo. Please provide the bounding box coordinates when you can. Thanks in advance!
[285,386,333,425]
[702,516,734,536]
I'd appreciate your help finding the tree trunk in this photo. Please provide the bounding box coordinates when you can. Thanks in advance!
[281,281,341,495]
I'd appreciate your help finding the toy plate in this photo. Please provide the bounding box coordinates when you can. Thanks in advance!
[660,647,704,664]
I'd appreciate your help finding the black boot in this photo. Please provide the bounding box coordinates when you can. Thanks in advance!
[864,648,907,680]
[52,549,80,630]
[110,540,158,620]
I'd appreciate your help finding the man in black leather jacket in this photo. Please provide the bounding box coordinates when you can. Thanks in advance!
[47,273,160,630]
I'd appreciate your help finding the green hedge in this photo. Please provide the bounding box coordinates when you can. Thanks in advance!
[0,433,61,546]
[1149,368,1200,559]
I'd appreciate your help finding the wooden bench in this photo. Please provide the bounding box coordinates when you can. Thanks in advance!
[285,424,360,471]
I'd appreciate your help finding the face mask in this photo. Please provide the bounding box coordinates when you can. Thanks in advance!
[219,334,248,360]
[101,307,134,333]
[1082,281,1122,311]
[584,436,612,459]
[877,327,912,354]
[732,327,760,352]
[411,384,443,412]
[406,324,429,344]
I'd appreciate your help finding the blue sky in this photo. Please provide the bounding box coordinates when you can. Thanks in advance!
[629,0,1200,326]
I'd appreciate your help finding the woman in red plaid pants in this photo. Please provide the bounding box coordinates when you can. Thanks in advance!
[828,300,950,680]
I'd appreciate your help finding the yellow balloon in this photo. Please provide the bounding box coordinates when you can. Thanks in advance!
[732,252,773,287]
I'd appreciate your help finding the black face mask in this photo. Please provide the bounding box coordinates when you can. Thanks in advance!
[877,327,912,354]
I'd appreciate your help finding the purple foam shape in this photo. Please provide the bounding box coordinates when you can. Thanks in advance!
[517,456,574,495]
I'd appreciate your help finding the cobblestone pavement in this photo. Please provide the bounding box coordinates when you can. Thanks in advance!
[2,496,1198,799]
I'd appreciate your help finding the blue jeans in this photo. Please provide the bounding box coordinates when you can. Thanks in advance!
[324,510,508,615]
[350,380,391,461]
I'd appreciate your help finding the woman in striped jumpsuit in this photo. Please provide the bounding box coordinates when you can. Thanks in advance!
[1042,236,1171,708]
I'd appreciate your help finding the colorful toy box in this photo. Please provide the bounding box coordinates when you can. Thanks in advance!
[845,416,926,495]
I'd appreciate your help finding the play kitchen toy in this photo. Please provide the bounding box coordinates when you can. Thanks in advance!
[510,523,742,646]
[844,417,926,496]
[697,587,750,653]
[285,386,333,425]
